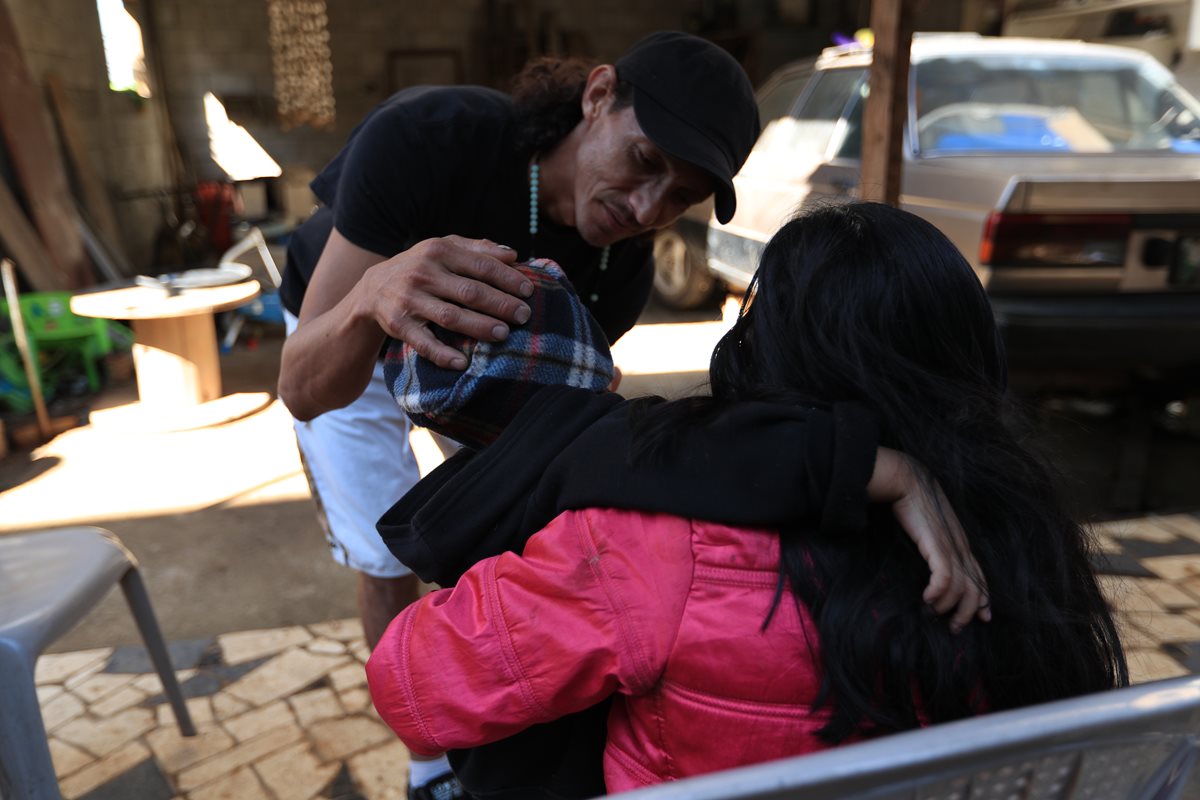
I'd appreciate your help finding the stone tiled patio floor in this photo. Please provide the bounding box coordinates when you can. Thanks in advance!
[36,618,404,800]
[34,511,1200,800]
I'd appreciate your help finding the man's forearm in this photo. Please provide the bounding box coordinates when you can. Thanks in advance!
[279,301,386,420]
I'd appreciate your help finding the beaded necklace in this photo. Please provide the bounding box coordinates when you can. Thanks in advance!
[529,159,610,304]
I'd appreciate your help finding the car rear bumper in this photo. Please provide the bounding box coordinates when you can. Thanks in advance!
[994,293,1200,374]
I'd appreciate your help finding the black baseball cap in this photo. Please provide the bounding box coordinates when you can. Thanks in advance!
[615,32,760,224]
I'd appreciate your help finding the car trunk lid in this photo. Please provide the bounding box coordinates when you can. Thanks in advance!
[967,167,1200,294]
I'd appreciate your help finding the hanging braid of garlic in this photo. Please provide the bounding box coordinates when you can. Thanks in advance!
[267,0,336,130]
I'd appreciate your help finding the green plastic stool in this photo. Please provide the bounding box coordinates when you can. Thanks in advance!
[0,292,129,396]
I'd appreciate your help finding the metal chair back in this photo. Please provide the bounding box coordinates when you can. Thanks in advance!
[607,677,1200,800]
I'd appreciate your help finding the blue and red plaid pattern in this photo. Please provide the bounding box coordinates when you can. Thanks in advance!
[383,258,614,449]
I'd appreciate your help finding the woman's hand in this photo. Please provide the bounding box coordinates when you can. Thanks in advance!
[868,448,990,633]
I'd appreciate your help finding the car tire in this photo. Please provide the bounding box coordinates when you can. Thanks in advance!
[652,227,721,310]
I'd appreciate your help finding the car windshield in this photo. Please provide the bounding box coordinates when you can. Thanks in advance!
[914,54,1200,155]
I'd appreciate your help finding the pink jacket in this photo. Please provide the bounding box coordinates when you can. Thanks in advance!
[366,507,849,793]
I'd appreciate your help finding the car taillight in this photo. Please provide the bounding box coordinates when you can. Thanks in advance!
[979,213,1131,267]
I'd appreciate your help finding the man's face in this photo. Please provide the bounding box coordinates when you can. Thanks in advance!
[569,102,714,247]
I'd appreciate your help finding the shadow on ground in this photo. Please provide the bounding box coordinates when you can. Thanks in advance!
[0,453,62,494]
[7,315,1200,659]
[40,497,358,653]
[1031,400,1200,521]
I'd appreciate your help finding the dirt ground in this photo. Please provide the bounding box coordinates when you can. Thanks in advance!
[3,303,1198,654]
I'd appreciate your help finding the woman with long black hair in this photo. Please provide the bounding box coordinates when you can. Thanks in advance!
[366,202,1126,793]
[697,202,1126,737]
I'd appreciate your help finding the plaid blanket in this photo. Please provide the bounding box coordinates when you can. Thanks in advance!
[383,258,615,449]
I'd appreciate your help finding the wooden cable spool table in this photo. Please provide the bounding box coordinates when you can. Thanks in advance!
[71,280,273,431]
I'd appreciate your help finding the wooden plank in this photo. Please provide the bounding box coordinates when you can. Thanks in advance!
[860,0,916,206]
[0,176,65,291]
[0,0,92,288]
[44,72,132,275]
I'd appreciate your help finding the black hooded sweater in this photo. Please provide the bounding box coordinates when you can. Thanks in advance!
[376,385,880,799]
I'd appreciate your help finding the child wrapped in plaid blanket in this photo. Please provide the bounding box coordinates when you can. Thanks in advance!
[383,258,614,449]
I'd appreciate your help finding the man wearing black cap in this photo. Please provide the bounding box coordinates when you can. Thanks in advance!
[276,31,758,800]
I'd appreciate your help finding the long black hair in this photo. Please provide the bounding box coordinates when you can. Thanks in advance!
[642,202,1126,742]
[511,56,635,154]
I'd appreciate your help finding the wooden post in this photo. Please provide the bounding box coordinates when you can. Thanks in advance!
[1,259,51,438]
[0,0,93,288]
[0,174,62,292]
[859,0,916,206]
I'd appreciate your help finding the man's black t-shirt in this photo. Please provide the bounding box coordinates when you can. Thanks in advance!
[279,85,654,345]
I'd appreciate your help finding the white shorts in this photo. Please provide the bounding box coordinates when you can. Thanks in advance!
[285,310,420,578]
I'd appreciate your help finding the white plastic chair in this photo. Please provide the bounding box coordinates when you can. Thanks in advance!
[607,676,1200,800]
[218,227,284,350]
[0,527,195,800]
[219,226,282,288]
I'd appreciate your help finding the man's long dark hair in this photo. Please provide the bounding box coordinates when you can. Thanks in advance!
[639,202,1126,743]
[511,56,635,154]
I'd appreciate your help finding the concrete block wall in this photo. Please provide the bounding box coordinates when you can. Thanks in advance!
[4,0,701,266]
[539,0,700,58]
[150,0,700,182]
[5,0,172,270]
[4,0,978,272]
[151,0,340,185]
